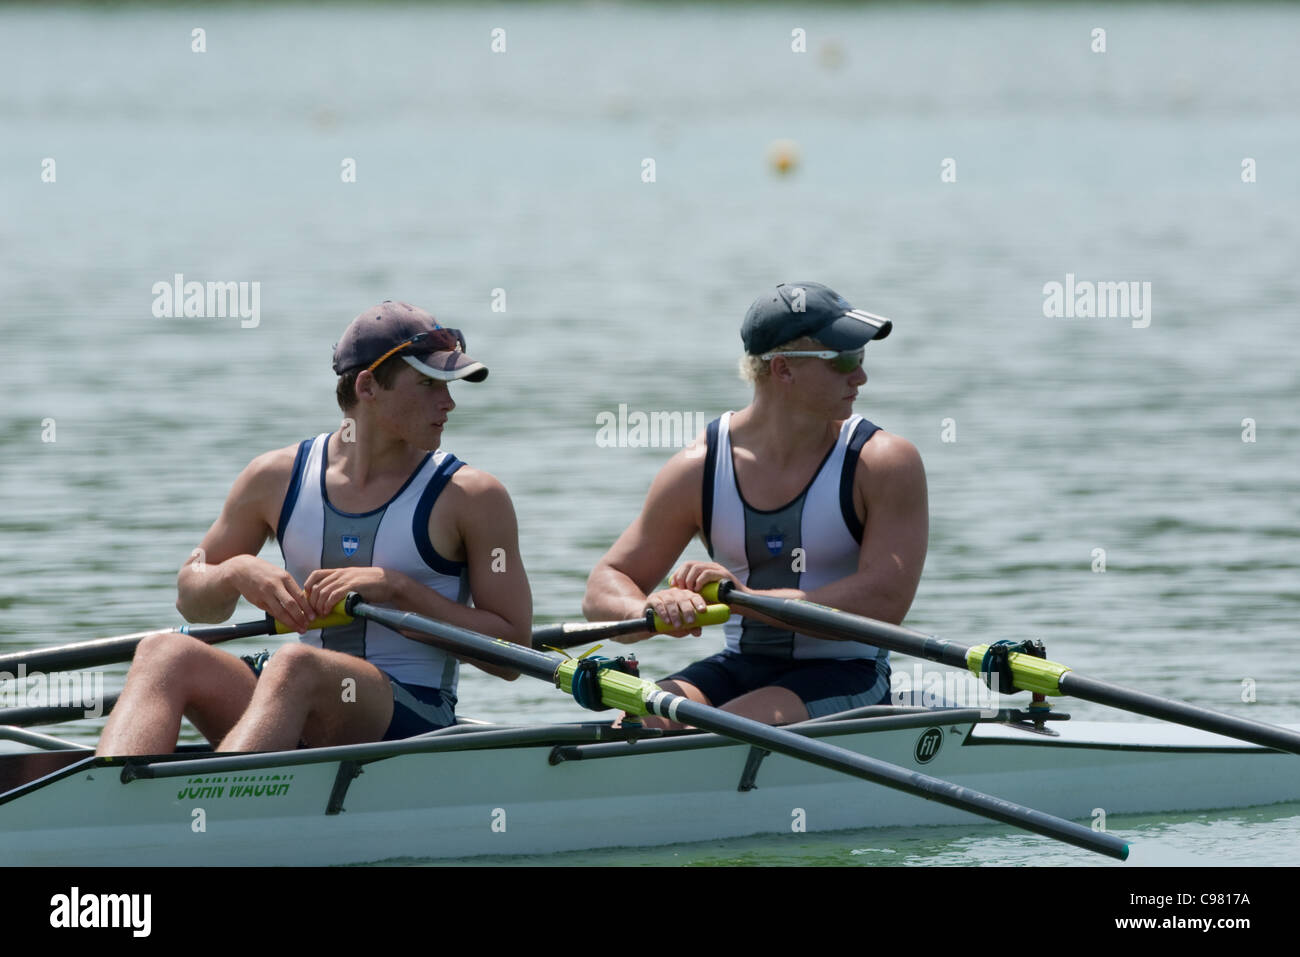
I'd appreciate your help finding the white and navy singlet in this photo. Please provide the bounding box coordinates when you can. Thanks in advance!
[275,432,468,707]
[702,411,884,661]
[667,412,891,718]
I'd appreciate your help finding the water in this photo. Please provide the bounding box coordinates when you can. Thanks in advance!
[1,3,1298,865]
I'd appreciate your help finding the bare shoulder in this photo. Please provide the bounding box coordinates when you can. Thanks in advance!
[440,465,520,535]
[627,435,709,537]
[425,466,518,564]
[233,442,304,503]
[217,442,299,502]
[444,464,511,504]
[585,434,709,599]
[192,442,306,562]
[245,442,303,481]
[860,429,925,478]
[649,433,709,499]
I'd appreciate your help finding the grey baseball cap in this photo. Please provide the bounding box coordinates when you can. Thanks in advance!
[741,282,892,355]
[331,301,488,382]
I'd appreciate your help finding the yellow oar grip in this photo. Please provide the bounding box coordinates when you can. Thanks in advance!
[273,600,353,635]
[651,603,731,632]
[699,582,723,603]
[965,644,1071,696]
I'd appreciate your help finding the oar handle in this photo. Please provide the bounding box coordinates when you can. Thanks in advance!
[2,601,356,676]
[270,601,353,634]
[700,581,730,604]
[647,603,732,633]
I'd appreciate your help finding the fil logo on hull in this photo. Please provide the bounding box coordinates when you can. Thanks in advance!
[49,887,151,937]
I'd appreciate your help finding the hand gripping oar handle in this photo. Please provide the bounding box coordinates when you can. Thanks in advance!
[344,592,1128,861]
[264,602,353,635]
[700,581,1300,758]
[0,601,353,675]
[530,604,732,648]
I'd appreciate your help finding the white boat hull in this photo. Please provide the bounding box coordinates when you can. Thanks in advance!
[3,716,1299,865]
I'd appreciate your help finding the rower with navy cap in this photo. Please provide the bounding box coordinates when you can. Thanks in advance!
[98,300,532,755]
[583,282,927,727]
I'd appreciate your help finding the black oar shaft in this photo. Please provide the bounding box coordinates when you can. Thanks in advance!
[0,693,121,728]
[0,619,273,675]
[347,595,1128,860]
[531,616,651,648]
[1058,673,1300,754]
[351,599,560,683]
[1,602,351,676]
[714,583,1300,758]
[721,589,970,670]
[661,695,1127,859]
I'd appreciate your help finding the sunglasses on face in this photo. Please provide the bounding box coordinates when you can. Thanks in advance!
[365,327,467,373]
[759,347,865,374]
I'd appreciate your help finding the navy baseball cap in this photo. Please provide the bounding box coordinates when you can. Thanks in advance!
[331,301,488,382]
[741,282,892,355]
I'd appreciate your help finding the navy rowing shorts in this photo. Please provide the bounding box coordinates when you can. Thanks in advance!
[666,650,890,719]
[239,650,455,740]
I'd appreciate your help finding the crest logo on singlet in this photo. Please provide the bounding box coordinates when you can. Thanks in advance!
[341,534,360,557]
[764,528,784,555]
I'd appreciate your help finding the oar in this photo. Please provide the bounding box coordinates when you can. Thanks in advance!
[701,581,1300,758]
[0,693,120,728]
[345,592,1129,861]
[0,602,353,675]
[531,604,732,648]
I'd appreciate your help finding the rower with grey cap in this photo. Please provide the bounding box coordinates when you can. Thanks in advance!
[583,280,927,729]
[742,281,892,355]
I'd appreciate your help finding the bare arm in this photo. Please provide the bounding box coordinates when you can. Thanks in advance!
[582,446,709,638]
[802,432,928,624]
[176,446,315,630]
[441,467,533,678]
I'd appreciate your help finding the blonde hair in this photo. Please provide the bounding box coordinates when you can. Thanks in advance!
[737,336,824,384]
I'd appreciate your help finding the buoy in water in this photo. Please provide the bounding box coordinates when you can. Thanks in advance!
[766,139,800,176]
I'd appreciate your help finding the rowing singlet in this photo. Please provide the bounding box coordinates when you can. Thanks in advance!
[276,432,468,696]
[701,412,885,661]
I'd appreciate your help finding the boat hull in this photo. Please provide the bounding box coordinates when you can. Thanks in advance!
[3,717,1299,865]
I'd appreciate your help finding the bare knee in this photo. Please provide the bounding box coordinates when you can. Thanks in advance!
[131,630,197,669]
[129,632,232,688]
[257,643,326,693]
[136,634,252,703]
[722,686,806,725]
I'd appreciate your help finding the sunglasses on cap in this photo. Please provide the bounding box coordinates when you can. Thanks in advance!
[758,347,865,374]
[365,327,467,374]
